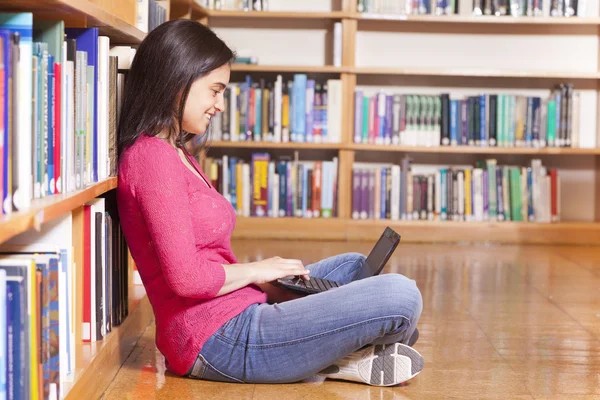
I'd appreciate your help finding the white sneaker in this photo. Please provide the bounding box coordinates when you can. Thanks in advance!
[318,343,424,386]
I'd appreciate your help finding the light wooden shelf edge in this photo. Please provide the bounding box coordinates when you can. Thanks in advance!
[64,288,152,400]
[0,0,146,44]
[232,217,600,245]
[230,64,349,73]
[348,144,600,155]
[207,142,600,155]
[0,177,118,245]
[353,67,600,79]
[186,6,600,25]
[203,10,351,19]
[209,141,341,150]
[353,13,600,25]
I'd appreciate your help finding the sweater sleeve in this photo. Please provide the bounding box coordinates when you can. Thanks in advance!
[131,145,226,299]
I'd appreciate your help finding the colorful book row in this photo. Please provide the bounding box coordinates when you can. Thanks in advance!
[201,152,339,218]
[358,0,459,15]
[0,12,132,216]
[198,0,269,10]
[472,0,581,17]
[352,157,560,222]
[209,75,342,144]
[353,84,581,149]
[0,194,130,400]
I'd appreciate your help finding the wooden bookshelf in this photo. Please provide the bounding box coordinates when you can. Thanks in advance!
[198,1,600,244]
[232,217,600,245]
[64,286,151,400]
[347,144,600,155]
[202,10,351,19]
[210,141,341,150]
[353,66,600,80]
[230,64,349,73]
[0,0,146,43]
[0,178,118,245]
[353,13,600,25]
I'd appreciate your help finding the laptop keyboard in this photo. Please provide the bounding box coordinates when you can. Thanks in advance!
[293,277,340,291]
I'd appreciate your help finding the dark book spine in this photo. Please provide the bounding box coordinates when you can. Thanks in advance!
[489,95,497,146]
[441,94,450,145]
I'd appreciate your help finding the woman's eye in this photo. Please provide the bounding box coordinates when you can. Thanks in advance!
[212,90,220,96]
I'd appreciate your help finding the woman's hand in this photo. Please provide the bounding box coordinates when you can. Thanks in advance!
[249,256,310,285]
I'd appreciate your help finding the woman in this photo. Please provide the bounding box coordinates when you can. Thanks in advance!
[116,19,424,387]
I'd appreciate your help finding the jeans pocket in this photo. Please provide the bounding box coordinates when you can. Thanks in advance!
[186,353,242,384]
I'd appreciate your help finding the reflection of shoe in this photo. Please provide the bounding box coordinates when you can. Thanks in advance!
[408,328,419,347]
[318,342,424,386]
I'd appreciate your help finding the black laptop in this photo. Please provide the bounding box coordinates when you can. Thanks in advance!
[274,227,401,295]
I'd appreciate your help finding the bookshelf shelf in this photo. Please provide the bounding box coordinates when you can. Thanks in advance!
[230,64,349,73]
[348,144,600,155]
[0,177,118,244]
[201,10,351,19]
[232,217,600,245]
[353,13,600,25]
[0,0,146,43]
[210,141,341,150]
[353,67,600,80]
[64,286,151,400]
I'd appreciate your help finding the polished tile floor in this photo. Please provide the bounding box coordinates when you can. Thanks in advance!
[103,240,600,400]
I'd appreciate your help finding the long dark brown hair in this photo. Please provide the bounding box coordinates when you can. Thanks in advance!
[117,19,235,156]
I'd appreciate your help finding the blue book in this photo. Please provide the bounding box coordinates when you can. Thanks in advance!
[526,97,534,146]
[65,28,99,182]
[6,277,25,400]
[292,74,306,142]
[305,80,314,142]
[380,168,387,219]
[385,95,393,144]
[277,161,287,217]
[229,157,237,211]
[253,84,261,141]
[440,169,447,220]
[0,269,6,400]
[479,94,486,145]
[450,100,458,144]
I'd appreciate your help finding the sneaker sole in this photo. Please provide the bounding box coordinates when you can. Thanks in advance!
[357,343,424,386]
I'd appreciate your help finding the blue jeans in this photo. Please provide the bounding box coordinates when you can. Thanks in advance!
[185,252,423,384]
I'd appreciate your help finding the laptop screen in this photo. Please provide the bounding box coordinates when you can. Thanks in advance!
[357,227,401,280]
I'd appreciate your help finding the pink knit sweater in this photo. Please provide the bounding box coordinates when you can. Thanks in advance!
[116,134,267,376]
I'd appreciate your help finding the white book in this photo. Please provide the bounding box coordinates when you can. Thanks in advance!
[136,0,149,33]
[222,155,229,203]
[98,36,110,181]
[333,22,342,67]
[109,46,135,69]
[274,76,282,143]
[473,168,484,221]
[434,170,441,217]
[60,42,67,194]
[242,163,251,217]
[230,86,238,141]
[66,61,76,193]
[326,79,342,143]
[272,172,279,219]
[12,27,33,212]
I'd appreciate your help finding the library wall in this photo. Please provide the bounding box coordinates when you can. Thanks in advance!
[211,20,334,66]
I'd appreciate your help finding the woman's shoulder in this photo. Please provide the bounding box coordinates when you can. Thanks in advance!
[120,134,178,168]
[118,134,183,185]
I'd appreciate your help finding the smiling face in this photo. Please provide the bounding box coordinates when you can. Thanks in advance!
[181,63,231,136]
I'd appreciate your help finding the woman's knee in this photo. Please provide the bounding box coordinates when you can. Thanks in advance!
[374,274,423,325]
